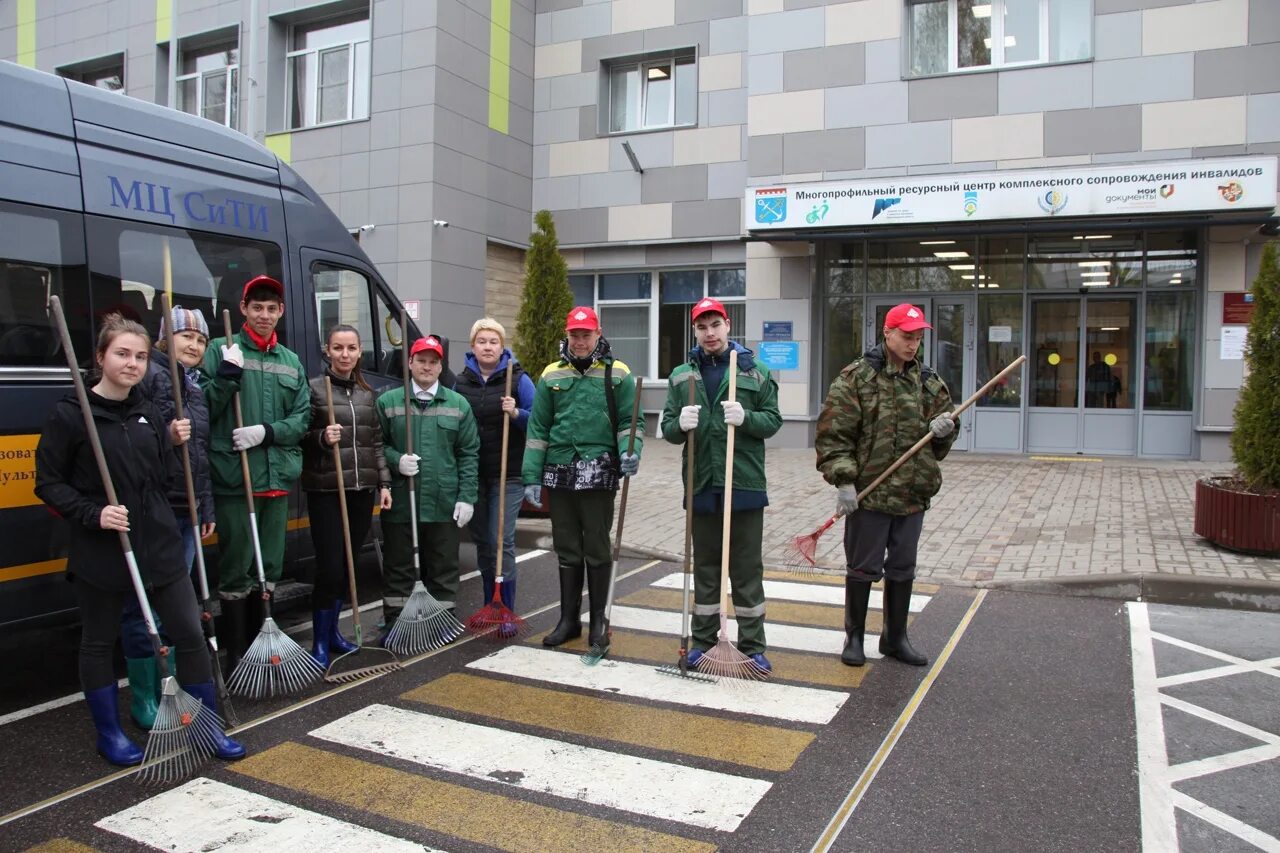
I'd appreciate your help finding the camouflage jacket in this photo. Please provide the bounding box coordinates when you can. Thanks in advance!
[814,344,956,516]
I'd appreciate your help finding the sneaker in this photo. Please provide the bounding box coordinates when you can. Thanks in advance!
[685,648,704,667]
[748,653,772,674]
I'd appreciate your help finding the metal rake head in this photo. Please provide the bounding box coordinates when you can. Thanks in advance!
[655,649,718,683]
[464,602,529,642]
[138,679,217,785]
[324,645,402,684]
[695,637,770,683]
[226,617,324,698]
[384,607,465,656]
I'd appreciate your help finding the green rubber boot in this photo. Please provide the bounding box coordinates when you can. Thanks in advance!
[125,657,160,730]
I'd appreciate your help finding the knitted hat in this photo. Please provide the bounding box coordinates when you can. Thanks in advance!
[160,305,210,342]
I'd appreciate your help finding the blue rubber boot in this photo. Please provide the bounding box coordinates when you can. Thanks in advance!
[498,577,518,637]
[310,608,333,667]
[84,684,143,767]
[686,648,704,668]
[749,653,772,674]
[125,657,159,730]
[328,601,359,655]
[184,682,246,760]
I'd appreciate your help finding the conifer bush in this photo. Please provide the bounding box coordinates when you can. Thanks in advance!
[1229,242,1280,492]
[514,210,573,383]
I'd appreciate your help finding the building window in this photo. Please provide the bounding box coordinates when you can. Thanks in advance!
[178,40,239,128]
[58,54,125,91]
[906,0,1092,77]
[287,11,370,129]
[603,51,697,134]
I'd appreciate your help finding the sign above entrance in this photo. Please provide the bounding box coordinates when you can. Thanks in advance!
[744,156,1278,231]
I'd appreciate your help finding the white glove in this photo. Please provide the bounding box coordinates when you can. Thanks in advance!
[721,400,745,427]
[453,502,474,528]
[678,405,700,432]
[524,484,542,506]
[232,424,266,451]
[221,342,244,368]
[397,453,420,477]
[930,414,956,439]
[835,485,860,517]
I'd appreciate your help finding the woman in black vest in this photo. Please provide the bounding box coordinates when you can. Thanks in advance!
[454,318,535,618]
[301,324,392,665]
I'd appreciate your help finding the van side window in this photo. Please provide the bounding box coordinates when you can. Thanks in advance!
[313,264,379,373]
[85,217,283,345]
[0,202,91,370]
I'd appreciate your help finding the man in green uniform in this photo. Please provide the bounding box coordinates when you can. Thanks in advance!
[524,307,643,649]
[815,302,957,668]
[203,275,312,665]
[377,335,479,626]
[659,298,781,673]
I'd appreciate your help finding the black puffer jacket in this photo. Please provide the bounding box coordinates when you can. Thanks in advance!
[302,370,390,493]
[35,387,186,591]
[140,349,215,524]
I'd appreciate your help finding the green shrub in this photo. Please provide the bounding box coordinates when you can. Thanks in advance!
[514,210,573,383]
[1230,242,1280,491]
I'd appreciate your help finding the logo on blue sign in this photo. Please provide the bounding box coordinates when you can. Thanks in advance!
[755,192,787,224]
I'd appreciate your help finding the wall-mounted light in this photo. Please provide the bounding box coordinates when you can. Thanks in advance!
[433,219,450,228]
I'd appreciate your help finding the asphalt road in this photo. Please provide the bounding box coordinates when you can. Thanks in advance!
[2,549,1277,853]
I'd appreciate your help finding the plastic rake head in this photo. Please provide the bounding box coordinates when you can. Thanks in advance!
[464,601,529,642]
[138,679,218,786]
[781,532,824,576]
[323,645,403,684]
[579,636,610,666]
[226,617,324,699]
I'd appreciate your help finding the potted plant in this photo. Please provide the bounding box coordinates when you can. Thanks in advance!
[1194,242,1280,555]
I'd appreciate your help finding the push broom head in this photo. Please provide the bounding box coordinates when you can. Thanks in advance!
[138,677,219,785]
[226,616,324,699]
[384,581,465,656]
[464,589,529,642]
[695,616,770,683]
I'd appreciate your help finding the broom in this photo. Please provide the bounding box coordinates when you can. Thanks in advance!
[322,376,402,682]
[784,354,1029,572]
[694,349,768,682]
[384,313,465,654]
[159,292,237,726]
[49,295,218,785]
[656,376,716,683]
[464,361,528,640]
[221,310,323,698]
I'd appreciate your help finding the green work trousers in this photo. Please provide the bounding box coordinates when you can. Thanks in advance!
[215,494,289,599]
[380,519,460,623]
[548,488,616,579]
[691,508,767,655]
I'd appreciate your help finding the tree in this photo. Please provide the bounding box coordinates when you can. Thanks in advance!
[514,210,574,382]
[1230,242,1280,492]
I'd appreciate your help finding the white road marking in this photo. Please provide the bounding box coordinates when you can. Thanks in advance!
[1170,790,1280,853]
[1128,602,1178,853]
[589,604,885,659]
[96,777,439,852]
[467,644,848,725]
[310,703,772,832]
[650,573,930,612]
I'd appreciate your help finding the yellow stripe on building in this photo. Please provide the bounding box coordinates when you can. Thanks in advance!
[404,672,814,772]
[265,133,292,165]
[231,742,715,853]
[154,0,171,44]
[16,0,36,67]
[488,0,511,134]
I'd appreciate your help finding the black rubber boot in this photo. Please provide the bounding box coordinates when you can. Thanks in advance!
[542,563,584,647]
[841,578,872,667]
[586,564,611,648]
[879,580,927,666]
[218,598,248,673]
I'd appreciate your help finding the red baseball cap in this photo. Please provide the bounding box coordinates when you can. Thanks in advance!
[884,303,932,332]
[410,335,444,359]
[565,306,600,331]
[241,274,285,303]
[691,297,728,322]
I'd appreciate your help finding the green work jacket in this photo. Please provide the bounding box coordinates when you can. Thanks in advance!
[202,330,311,496]
[377,385,480,523]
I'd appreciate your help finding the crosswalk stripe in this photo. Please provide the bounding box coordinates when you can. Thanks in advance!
[652,573,930,612]
[617,587,885,632]
[527,628,872,689]
[310,704,772,832]
[403,672,815,772]
[594,604,884,659]
[22,840,98,853]
[468,645,849,724]
[762,571,942,595]
[96,778,435,852]
[232,742,714,853]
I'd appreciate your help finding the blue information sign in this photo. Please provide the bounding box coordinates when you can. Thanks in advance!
[757,341,800,371]
[762,321,793,342]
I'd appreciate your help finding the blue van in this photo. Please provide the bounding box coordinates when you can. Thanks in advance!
[0,60,415,629]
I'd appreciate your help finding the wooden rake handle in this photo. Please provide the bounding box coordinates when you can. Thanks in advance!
[160,293,202,535]
[611,375,644,564]
[682,378,696,577]
[325,375,360,642]
[494,360,513,583]
[718,349,738,611]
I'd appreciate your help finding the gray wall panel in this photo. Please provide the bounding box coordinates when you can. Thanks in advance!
[827,81,909,129]
[641,164,710,203]
[1043,105,1142,156]
[1093,53,1194,107]
[578,170,642,207]
[748,133,783,176]
[708,88,747,126]
[997,62,1093,114]
[607,131,673,170]
[746,8,824,55]
[708,160,749,198]
[863,38,900,83]
[1194,43,1280,99]
[747,52,783,94]
[784,43,864,92]
[643,22,710,53]
[782,127,865,174]
[671,197,741,238]
[710,14,747,54]
[646,242,714,265]
[1094,0,1183,11]
[865,120,951,167]
[677,0,745,25]
[1094,11,1141,60]
[548,3,610,42]
[1253,0,1280,43]
[580,31,645,72]
[907,72,998,122]
[551,206,609,245]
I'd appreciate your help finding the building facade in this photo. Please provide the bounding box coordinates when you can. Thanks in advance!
[3,0,1278,458]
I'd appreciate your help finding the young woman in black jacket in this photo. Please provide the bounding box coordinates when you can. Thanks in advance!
[301,324,392,665]
[35,313,243,767]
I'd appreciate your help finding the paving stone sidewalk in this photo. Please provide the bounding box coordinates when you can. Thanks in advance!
[554,441,1280,586]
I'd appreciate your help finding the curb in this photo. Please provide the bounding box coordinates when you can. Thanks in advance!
[972,573,1280,614]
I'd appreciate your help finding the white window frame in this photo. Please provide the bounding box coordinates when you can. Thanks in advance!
[285,16,370,130]
[906,0,1092,77]
[604,52,698,135]
[176,43,239,128]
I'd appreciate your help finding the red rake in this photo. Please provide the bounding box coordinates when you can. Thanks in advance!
[782,354,1029,575]
[465,361,528,641]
